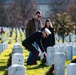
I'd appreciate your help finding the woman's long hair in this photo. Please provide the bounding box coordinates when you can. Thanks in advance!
[45,19,53,28]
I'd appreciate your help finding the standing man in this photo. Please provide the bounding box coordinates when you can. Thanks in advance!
[22,28,51,65]
[26,11,42,37]
[26,11,42,62]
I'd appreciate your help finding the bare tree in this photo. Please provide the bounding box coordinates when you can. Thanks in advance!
[49,0,71,20]
[0,0,6,26]
[67,0,76,22]
[5,5,17,27]
[5,0,37,27]
[67,0,76,34]
[13,0,37,26]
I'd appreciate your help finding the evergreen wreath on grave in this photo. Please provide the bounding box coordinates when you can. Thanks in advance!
[46,64,54,75]
[40,52,47,65]
[41,57,46,65]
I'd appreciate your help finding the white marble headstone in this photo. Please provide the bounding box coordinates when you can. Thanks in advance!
[5,42,8,49]
[8,64,26,75]
[54,45,59,52]
[13,43,23,54]
[2,43,4,51]
[0,44,2,53]
[67,63,76,75]
[73,46,76,56]
[12,53,24,65]
[64,36,69,42]
[65,44,72,60]
[59,44,65,52]
[54,52,66,75]
[46,46,55,66]
[10,38,12,44]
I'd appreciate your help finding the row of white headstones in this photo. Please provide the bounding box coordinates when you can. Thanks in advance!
[1,27,76,75]
[42,43,76,75]
[8,42,76,75]
[55,33,76,43]
[1,27,75,75]
[9,27,25,43]
[8,42,26,75]
[0,27,25,44]
[0,42,8,53]
[0,27,76,43]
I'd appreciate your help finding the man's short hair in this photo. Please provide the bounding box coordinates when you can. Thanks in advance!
[36,11,41,15]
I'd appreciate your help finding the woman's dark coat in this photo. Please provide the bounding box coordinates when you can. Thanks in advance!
[41,27,55,51]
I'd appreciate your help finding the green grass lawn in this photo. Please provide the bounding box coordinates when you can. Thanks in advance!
[0,29,75,75]
[0,43,14,75]
[23,48,51,75]
[0,43,51,75]
[0,43,73,75]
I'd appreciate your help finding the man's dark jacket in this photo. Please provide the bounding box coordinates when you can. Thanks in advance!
[22,31,45,52]
[26,18,41,37]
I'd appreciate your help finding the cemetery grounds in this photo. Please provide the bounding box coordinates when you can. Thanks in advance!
[0,27,76,75]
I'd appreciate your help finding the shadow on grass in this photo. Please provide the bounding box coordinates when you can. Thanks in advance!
[27,64,48,70]
[0,66,7,71]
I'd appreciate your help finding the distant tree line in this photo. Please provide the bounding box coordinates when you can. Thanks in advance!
[49,0,76,40]
[0,0,76,37]
[0,0,37,27]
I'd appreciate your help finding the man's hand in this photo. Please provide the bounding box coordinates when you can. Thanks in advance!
[43,52,47,57]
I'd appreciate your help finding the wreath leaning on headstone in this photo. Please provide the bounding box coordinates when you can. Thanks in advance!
[46,64,54,75]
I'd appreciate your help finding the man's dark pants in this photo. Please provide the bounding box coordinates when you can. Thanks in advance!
[22,40,39,65]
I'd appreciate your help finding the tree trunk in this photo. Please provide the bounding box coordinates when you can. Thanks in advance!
[69,35,71,42]
[62,36,64,43]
